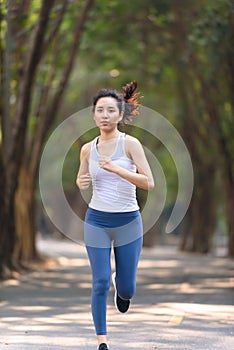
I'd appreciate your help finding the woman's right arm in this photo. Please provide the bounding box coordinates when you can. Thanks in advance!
[76,143,92,190]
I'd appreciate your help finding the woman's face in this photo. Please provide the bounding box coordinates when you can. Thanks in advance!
[94,97,123,131]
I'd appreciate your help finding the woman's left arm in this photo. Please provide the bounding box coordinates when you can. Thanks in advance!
[99,136,154,191]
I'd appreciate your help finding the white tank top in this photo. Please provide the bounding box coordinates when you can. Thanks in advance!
[88,132,139,212]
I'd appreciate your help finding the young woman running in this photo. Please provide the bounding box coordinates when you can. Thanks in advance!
[76,81,154,350]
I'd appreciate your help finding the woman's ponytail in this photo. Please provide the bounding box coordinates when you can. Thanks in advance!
[121,81,142,124]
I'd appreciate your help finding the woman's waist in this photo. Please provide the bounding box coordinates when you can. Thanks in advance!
[85,207,141,228]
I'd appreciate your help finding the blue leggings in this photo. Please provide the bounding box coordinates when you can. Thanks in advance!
[84,208,143,335]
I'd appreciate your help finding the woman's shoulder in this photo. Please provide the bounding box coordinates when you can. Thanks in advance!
[124,134,142,158]
[124,134,141,147]
[80,141,92,156]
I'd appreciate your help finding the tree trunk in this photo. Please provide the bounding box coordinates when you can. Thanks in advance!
[0,1,56,277]
[11,0,96,264]
[171,1,216,253]
[191,163,217,253]
[222,167,234,257]
[14,166,38,264]
[172,0,234,256]
[189,53,234,257]
[178,124,217,254]
[0,163,17,277]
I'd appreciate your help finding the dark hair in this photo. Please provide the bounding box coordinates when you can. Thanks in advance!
[93,81,142,124]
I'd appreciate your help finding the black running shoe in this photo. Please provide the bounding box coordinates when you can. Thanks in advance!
[98,343,109,350]
[112,272,130,313]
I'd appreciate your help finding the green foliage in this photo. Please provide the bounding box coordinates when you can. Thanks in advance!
[2,0,233,252]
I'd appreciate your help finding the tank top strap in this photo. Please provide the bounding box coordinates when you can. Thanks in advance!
[92,136,99,148]
[112,132,126,159]
[90,136,99,160]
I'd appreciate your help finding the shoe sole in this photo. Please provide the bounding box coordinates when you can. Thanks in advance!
[112,272,118,312]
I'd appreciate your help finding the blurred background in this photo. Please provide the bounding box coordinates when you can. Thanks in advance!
[0,0,233,278]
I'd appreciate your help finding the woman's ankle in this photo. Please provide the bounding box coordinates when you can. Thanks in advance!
[97,334,107,345]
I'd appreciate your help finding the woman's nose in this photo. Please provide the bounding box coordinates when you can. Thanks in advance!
[103,110,109,118]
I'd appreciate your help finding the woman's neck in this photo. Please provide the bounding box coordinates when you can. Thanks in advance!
[99,129,120,142]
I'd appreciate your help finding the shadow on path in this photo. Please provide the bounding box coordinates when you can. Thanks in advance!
[0,237,233,349]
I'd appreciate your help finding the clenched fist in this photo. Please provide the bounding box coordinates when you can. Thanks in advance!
[99,156,118,173]
[76,173,92,190]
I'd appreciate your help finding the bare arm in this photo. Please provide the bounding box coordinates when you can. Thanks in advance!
[99,136,154,191]
[76,143,92,190]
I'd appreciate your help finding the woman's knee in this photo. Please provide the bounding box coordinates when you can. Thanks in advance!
[118,282,136,300]
[93,277,110,295]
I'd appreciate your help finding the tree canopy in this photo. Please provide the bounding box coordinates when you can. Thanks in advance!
[0,0,233,277]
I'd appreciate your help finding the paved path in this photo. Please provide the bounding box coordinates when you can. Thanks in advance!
[0,237,233,349]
